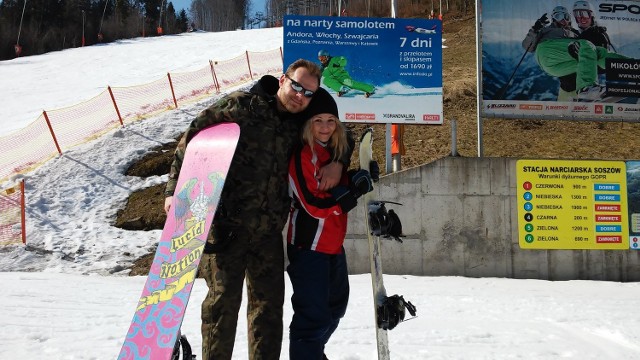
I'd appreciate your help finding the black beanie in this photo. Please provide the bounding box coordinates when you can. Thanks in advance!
[303,87,339,119]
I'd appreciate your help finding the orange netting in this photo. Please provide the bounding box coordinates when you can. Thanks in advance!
[111,76,178,125]
[247,48,284,79]
[212,54,253,90]
[0,115,59,184]
[0,48,283,247]
[0,181,25,246]
[45,89,122,151]
[170,65,219,106]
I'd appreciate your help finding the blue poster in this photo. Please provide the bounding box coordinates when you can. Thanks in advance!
[284,15,443,124]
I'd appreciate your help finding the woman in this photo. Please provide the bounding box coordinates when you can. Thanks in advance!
[286,87,373,360]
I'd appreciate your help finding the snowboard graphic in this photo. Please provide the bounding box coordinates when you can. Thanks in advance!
[118,123,240,360]
[359,128,391,360]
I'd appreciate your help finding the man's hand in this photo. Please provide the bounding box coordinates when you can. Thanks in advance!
[568,41,580,60]
[532,13,549,32]
[317,161,344,191]
[164,196,172,214]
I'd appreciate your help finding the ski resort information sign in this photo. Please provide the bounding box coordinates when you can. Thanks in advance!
[480,0,640,122]
[283,15,443,124]
[516,159,630,250]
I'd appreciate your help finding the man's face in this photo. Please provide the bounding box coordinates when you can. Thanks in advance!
[318,55,329,65]
[277,67,318,114]
[574,10,593,30]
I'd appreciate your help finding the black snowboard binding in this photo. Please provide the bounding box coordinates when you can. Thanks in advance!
[171,331,196,360]
[368,201,404,242]
[377,294,418,330]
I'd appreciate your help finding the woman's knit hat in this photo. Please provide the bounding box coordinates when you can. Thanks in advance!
[303,87,339,119]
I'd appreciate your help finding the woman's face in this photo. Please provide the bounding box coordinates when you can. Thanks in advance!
[311,114,337,143]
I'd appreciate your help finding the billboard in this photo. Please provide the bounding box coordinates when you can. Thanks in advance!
[283,15,443,124]
[480,0,640,121]
[516,159,630,249]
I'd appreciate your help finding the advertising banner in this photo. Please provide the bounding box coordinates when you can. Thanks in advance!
[626,160,640,249]
[481,0,640,121]
[283,15,443,124]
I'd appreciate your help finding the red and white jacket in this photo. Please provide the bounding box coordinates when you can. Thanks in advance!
[287,142,348,254]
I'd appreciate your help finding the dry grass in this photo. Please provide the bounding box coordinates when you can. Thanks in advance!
[352,12,640,174]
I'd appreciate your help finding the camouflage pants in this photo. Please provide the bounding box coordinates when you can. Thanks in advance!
[199,227,285,360]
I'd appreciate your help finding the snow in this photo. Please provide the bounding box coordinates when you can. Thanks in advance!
[1,27,640,360]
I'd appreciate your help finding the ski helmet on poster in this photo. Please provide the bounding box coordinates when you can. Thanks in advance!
[551,5,571,27]
[573,0,595,14]
[573,0,596,28]
[318,49,330,57]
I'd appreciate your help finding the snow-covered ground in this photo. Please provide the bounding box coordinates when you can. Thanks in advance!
[1,27,639,360]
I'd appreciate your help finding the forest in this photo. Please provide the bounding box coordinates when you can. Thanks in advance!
[0,0,473,60]
[0,0,190,60]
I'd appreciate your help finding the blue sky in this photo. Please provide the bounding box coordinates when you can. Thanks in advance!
[170,0,267,15]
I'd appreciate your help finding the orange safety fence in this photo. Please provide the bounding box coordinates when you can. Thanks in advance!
[0,181,25,246]
[0,115,60,184]
[45,89,123,152]
[111,76,178,125]
[247,48,285,80]
[170,65,219,106]
[0,47,283,247]
[211,56,254,90]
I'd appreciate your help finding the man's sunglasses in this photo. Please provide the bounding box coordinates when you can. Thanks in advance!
[285,75,315,98]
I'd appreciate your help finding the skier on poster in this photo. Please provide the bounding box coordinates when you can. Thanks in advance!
[317,49,376,98]
[522,5,628,101]
[556,0,619,100]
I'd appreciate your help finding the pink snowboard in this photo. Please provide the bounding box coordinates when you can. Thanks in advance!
[118,123,240,360]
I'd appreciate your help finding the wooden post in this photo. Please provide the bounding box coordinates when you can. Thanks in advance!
[42,111,62,155]
[246,51,253,81]
[210,60,220,93]
[107,86,124,126]
[167,73,178,108]
[20,179,26,244]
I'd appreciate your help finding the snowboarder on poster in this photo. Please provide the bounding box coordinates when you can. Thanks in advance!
[556,0,619,100]
[522,5,628,101]
[317,49,376,98]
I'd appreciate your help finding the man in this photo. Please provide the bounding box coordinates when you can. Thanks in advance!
[317,49,376,98]
[164,59,348,360]
[555,0,617,99]
[522,5,627,101]
[573,0,613,50]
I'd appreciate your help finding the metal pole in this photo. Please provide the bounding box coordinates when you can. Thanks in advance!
[16,0,27,45]
[388,0,401,172]
[451,118,458,156]
[82,10,85,46]
[475,0,483,156]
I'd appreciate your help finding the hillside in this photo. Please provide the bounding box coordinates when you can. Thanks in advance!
[117,12,640,273]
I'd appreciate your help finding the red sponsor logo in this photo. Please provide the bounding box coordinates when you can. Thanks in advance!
[595,105,603,114]
[596,235,622,243]
[595,204,620,212]
[423,114,440,122]
[345,113,375,121]
[595,214,621,222]
[519,104,543,110]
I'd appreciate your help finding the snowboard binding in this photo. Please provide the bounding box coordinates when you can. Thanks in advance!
[377,294,418,330]
[171,331,196,360]
[368,201,404,242]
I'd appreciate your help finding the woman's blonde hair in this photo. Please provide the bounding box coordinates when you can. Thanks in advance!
[301,114,349,162]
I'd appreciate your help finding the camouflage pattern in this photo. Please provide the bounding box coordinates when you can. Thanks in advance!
[166,76,303,359]
[199,227,285,360]
[166,85,303,234]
